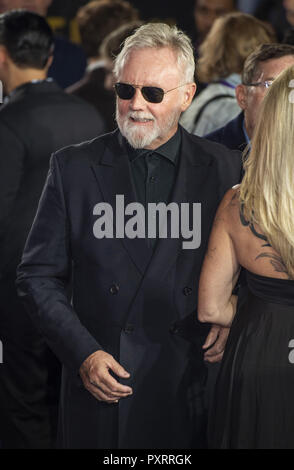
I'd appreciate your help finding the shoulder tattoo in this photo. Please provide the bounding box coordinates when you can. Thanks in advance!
[255,252,289,276]
[240,204,289,277]
[240,203,270,246]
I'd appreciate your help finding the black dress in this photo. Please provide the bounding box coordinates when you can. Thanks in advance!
[209,270,294,449]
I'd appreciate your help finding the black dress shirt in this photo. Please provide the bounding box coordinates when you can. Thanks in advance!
[125,127,181,248]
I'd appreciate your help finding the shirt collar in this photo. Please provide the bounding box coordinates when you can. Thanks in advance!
[6,78,53,102]
[225,73,242,88]
[86,59,106,73]
[126,127,181,164]
[216,73,241,89]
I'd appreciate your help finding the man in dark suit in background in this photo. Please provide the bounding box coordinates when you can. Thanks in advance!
[205,43,294,150]
[0,0,87,89]
[206,111,247,151]
[0,10,105,449]
[17,23,241,449]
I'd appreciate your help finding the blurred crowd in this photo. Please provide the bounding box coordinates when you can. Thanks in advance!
[1,0,294,450]
[0,0,294,131]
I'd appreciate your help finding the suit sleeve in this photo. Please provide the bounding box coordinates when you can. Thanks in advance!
[16,153,102,372]
[0,121,25,239]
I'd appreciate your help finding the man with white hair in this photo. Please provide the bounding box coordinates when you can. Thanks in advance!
[17,23,242,449]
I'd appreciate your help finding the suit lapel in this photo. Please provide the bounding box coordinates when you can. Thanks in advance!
[90,131,153,276]
[89,129,211,280]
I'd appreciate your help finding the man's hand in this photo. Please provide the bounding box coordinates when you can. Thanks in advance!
[79,350,133,403]
[202,324,230,363]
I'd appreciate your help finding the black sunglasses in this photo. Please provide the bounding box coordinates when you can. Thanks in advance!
[114,82,187,103]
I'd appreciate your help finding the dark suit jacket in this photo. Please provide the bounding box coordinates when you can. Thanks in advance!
[0,79,105,448]
[67,66,117,133]
[17,127,242,449]
[205,112,248,152]
[0,79,105,280]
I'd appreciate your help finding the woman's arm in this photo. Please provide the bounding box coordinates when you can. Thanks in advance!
[198,188,241,327]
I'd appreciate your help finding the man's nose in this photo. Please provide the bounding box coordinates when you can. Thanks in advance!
[129,88,146,109]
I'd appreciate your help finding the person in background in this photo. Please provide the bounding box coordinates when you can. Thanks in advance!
[236,0,261,14]
[16,22,242,449]
[255,0,289,42]
[284,0,294,31]
[0,0,87,88]
[99,20,143,93]
[0,0,50,12]
[180,12,275,137]
[192,0,238,96]
[0,9,104,449]
[67,0,139,132]
[198,64,294,449]
[192,0,237,51]
[205,43,294,150]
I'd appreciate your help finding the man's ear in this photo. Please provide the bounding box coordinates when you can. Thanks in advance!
[181,82,197,112]
[45,54,54,70]
[235,84,248,110]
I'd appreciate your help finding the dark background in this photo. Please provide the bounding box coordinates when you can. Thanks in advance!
[47,0,196,42]
[46,1,290,47]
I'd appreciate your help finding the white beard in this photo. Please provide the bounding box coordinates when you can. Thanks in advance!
[116,106,180,149]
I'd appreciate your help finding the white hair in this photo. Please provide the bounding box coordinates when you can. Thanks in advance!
[113,22,195,83]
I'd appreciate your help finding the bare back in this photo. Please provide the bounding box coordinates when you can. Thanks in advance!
[224,186,290,280]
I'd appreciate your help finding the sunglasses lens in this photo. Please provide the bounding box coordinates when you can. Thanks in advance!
[142,86,164,103]
[115,83,165,103]
[115,83,135,100]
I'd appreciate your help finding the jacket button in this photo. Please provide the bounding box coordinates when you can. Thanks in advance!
[110,284,119,295]
[170,324,179,335]
[124,324,134,334]
[183,287,192,296]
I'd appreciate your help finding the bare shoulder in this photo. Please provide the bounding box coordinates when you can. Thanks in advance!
[214,185,241,227]
[219,185,240,208]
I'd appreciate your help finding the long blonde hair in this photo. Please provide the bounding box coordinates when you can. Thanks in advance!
[197,12,275,83]
[239,65,294,278]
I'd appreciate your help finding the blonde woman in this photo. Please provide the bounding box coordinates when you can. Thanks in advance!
[181,12,275,136]
[198,65,294,449]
